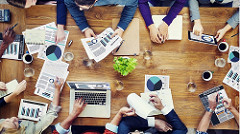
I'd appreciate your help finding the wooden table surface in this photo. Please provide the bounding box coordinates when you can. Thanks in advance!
[0,5,239,130]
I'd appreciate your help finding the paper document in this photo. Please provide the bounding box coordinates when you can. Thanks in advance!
[0,79,18,98]
[127,93,160,119]
[37,25,69,61]
[23,22,56,54]
[145,75,170,92]
[34,61,69,101]
[25,29,45,45]
[81,28,122,62]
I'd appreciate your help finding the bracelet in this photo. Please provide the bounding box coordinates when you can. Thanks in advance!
[206,107,214,113]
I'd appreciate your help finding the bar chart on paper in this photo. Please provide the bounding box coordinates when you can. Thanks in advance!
[46,45,62,61]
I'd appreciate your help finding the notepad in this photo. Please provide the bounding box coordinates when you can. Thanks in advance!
[0,79,18,98]
[25,29,46,45]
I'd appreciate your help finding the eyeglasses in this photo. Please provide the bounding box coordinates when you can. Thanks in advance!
[78,0,97,10]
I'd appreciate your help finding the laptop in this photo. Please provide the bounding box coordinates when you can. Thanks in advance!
[67,81,111,118]
[199,85,234,125]
[152,15,182,40]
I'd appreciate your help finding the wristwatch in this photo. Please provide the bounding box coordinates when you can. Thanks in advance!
[207,107,214,113]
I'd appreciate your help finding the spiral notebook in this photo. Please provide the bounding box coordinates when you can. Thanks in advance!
[25,29,45,45]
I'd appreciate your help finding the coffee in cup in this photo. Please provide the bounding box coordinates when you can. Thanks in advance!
[202,71,213,81]
[23,53,33,64]
[218,42,229,52]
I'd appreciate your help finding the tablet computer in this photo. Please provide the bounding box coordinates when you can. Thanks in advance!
[188,31,217,45]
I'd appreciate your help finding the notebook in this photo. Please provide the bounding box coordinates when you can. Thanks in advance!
[25,29,46,45]
[0,79,18,98]
[152,15,182,40]
[0,33,25,60]
[112,18,140,55]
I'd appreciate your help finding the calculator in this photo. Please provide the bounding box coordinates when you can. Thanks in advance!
[0,9,10,22]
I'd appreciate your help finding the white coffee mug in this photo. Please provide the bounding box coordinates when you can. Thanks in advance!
[202,71,213,81]
[22,53,33,64]
[218,42,229,52]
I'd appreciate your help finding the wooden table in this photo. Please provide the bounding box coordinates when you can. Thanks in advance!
[0,5,239,130]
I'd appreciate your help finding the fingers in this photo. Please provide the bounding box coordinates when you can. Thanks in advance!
[111,32,117,38]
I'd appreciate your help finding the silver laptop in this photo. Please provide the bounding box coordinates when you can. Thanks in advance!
[67,81,111,118]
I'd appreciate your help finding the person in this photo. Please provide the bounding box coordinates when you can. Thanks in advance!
[139,0,187,44]
[215,10,239,42]
[196,93,239,134]
[0,28,16,59]
[0,80,26,108]
[63,0,137,38]
[117,94,188,134]
[0,78,64,134]
[6,0,67,44]
[189,0,234,36]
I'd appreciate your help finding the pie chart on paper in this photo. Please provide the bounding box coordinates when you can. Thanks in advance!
[46,45,62,61]
[229,51,239,62]
[147,76,162,91]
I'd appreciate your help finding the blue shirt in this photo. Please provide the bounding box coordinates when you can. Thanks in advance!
[63,0,138,31]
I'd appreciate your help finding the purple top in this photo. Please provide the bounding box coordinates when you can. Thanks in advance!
[139,0,187,27]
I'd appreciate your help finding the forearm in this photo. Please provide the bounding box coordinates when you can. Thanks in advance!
[189,0,200,22]
[118,1,137,30]
[162,0,186,26]
[139,0,154,27]
[197,112,212,132]
[52,90,60,106]
[230,108,239,125]
[110,111,123,126]
[4,92,18,103]
[60,114,76,130]
[222,24,232,33]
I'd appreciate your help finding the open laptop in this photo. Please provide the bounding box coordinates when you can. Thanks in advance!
[67,81,111,118]
[152,15,182,40]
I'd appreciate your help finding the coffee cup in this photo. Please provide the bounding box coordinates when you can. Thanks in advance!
[202,71,213,81]
[22,53,33,64]
[218,41,229,52]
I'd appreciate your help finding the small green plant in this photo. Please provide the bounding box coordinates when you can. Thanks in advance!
[113,57,137,76]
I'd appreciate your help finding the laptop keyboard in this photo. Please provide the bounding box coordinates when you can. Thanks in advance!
[75,92,106,105]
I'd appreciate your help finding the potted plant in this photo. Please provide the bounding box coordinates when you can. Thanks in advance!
[113,57,138,76]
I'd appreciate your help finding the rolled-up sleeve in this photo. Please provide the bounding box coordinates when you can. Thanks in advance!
[227,11,239,29]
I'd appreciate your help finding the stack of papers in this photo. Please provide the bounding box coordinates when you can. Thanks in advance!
[81,28,122,62]
[34,61,69,101]
[23,22,69,62]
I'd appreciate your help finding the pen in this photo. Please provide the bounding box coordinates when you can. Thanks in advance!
[9,23,18,30]
[231,33,239,38]
[115,40,125,53]
[68,40,73,47]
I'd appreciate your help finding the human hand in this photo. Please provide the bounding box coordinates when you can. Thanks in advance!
[155,119,172,132]
[54,77,64,93]
[158,21,169,43]
[223,98,234,111]
[193,19,204,36]
[119,107,135,116]
[2,28,16,48]
[215,28,227,42]
[55,25,65,44]
[111,28,124,38]
[12,80,27,95]
[70,97,87,118]
[208,93,218,110]
[149,94,164,110]
[148,24,161,44]
[0,82,7,91]
[84,28,97,38]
